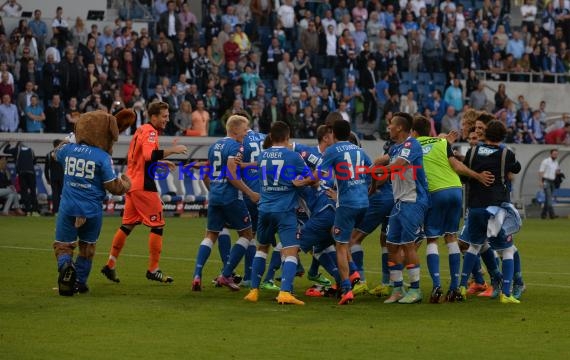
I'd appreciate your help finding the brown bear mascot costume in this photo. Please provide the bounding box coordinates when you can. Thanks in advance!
[53,109,134,296]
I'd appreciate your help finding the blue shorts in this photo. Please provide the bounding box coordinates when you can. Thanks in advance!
[244,197,259,232]
[55,213,103,243]
[257,210,298,248]
[387,201,426,245]
[298,207,335,253]
[333,206,368,243]
[425,188,462,238]
[463,207,489,246]
[355,192,394,235]
[488,231,514,250]
[207,200,251,232]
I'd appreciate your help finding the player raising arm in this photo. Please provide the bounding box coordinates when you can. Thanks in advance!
[101,101,187,284]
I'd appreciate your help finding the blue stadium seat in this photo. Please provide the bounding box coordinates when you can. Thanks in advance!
[179,168,208,203]
[155,172,183,203]
[35,165,51,206]
[418,72,431,85]
[402,71,416,84]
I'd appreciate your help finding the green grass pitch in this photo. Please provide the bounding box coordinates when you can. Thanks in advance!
[0,217,569,359]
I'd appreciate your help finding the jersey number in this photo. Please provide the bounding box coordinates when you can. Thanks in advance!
[343,151,363,178]
[260,159,284,186]
[65,156,95,179]
[212,150,222,177]
[249,142,261,163]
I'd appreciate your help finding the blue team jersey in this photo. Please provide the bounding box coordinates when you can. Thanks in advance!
[388,137,429,206]
[320,141,372,208]
[56,143,117,217]
[208,137,244,206]
[293,143,335,214]
[258,146,306,213]
[241,130,266,191]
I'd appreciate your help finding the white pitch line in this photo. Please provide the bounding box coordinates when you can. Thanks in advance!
[2,245,570,285]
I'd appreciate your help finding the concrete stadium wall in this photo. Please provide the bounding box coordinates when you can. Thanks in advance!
[2,133,569,205]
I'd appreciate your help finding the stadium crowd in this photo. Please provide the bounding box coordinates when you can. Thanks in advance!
[0,0,568,143]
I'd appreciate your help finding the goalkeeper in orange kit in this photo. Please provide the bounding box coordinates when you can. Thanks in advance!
[101,101,187,283]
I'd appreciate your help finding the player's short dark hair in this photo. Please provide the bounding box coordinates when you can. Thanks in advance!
[324,111,344,126]
[316,125,332,142]
[393,112,413,132]
[412,115,431,137]
[476,112,495,124]
[269,121,290,143]
[53,139,63,148]
[485,120,507,142]
[148,101,169,117]
[332,119,351,141]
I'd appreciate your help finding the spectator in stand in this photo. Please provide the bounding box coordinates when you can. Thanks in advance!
[1,0,22,17]
[400,89,418,115]
[521,0,538,36]
[251,0,272,27]
[527,109,545,144]
[260,95,283,134]
[157,1,182,41]
[494,83,508,112]
[441,105,460,134]
[204,3,222,46]
[45,93,67,133]
[24,94,44,133]
[423,29,443,73]
[545,122,570,144]
[507,31,525,60]
[428,89,447,134]
[444,78,463,113]
[0,93,17,132]
[28,10,48,55]
[52,7,69,52]
[470,82,489,111]
[58,46,85,104]
[542,45,566,82]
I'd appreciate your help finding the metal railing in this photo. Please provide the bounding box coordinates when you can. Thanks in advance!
[475,70,568,84]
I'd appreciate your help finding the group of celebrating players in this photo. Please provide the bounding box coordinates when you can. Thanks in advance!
[51,100,526,305]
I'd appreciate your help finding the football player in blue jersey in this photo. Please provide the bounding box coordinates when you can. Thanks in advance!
[191,115,260,291]
[319,118,372,305]
[381,112,429,304]
[53,136,131,296]
[244,121,309,305]
[237,126,266,287]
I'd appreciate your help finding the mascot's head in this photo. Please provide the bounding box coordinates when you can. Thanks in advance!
[74,109,135,154]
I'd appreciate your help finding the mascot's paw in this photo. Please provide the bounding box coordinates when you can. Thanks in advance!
[75,217,87,228]
[115,109,136,133]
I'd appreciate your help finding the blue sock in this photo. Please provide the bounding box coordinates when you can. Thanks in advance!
[308,255,320,277]
[250,252,267,289]
[280,256,298,292]
[193,238,213,278]
[460,251,479,287]
[472,256,486,284]
[348,261,358,274]
[222,237,249,277]
[75,256,92,285]
[350,244,365,281]
[315,252,340,284]
[481,247,501,283]
[57,253,73,270]
[217,229,231,265]
[381,248,390,284]
[426,242,440,288]
[389,263,404,288]
[502,259,514,296]
[243,242,256,281]
[447,242,461,290]
[341,279,352,293]
[263,246,282,282]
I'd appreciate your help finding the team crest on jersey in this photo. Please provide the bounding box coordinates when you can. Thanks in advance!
[333,227,341,235]
[150,215,158,221]
[149,131,157,143]
[301,151,307,158]
[243,215,250,223]
[404,142,412,148]
[401,148,411,157]
[307,154,319,164]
